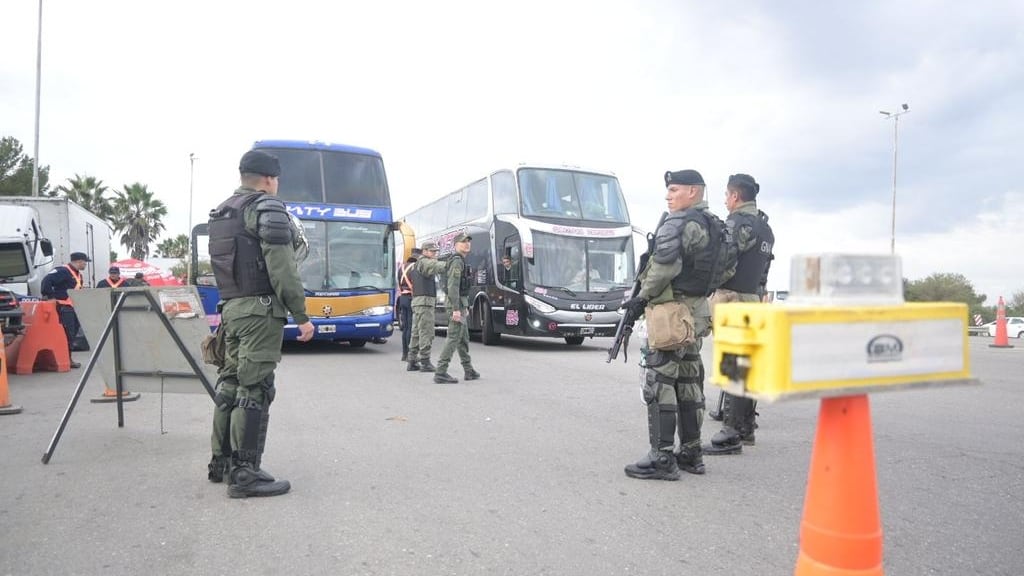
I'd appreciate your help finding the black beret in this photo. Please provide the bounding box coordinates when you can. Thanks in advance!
[728,173,760,196]
[665,169,705,187]
[239,150,281,177]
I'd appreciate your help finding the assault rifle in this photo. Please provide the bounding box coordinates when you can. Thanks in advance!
[607,212,668,363]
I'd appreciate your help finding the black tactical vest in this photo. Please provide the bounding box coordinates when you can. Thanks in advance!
[411,259,437,297]
[721,210,774,294]
[670,209,722,297]
[208,192,274,299]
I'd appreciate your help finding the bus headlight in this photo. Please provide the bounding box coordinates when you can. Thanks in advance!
[524,294,556,314]
[348,305,393,316]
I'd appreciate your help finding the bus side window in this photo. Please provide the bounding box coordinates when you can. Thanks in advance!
[500,242,521,290]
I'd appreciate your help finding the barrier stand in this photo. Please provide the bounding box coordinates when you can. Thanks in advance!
[0,338,23,415]
[712,254,980,576]
[43,289,216,464]
[989,296,1014,349]
[14,301,70,374]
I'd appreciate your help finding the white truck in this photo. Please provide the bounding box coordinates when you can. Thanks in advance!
[0,196,112,296]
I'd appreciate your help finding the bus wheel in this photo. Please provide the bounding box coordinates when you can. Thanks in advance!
[348,339,367,348]
[564,336,585,346]
[481,301,501,346]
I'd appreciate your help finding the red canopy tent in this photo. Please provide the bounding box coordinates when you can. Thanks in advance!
[110,258,184,287]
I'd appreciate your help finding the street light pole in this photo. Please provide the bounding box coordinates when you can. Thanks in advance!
[31,0,43,197]
[187,153,196,283]
[880,103,910,255]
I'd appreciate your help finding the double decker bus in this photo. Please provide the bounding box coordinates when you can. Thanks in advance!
[192,140,411,346]
[401,164,635,346]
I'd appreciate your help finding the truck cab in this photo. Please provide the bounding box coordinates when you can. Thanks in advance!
[0,205,55,296]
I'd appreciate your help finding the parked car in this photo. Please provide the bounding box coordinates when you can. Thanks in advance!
[988,317,1024,338]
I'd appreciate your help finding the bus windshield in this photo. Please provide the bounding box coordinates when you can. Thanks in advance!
[298,221,395,291]
[525,232,635,293]
[518,168,629,223]
[268,148,390,206]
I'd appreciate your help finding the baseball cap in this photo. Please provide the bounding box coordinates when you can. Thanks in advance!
[70,252,91,262]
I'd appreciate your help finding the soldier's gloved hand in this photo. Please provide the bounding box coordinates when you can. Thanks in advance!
[620,296,648,317]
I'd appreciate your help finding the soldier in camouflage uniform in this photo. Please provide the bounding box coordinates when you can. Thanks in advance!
[407,242,445,372]
[622,169,720,481]
[434,233,481,384]
[207,150,314,498]
[705,173,774,455]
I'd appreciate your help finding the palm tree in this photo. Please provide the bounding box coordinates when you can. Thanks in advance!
[110,183,167,260]
[155,234,189,259]
[55,174,113,220]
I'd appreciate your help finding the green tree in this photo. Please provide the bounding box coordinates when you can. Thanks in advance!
[905,273,988,320]
[110,183,167,260]
[0,136,50,196]
[155,234,189,259]
[1005,290,1024,317]
[55,174,113,220]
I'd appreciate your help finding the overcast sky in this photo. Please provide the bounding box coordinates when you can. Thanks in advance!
[1,1,1021,300]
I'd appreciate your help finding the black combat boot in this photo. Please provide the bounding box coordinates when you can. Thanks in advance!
[434,372,458,384]
[624,450,680,481]
[705,427,744,455]
[464,368,481,381]
[418,359,436,373]
[407,359,420,371]
[207,455,230,483]
[676,445,706,475]
[227,458,291,498]
[706,394,755,455]
[401,352,408,362]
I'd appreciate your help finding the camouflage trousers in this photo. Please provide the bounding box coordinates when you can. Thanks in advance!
[646,310,711,452]
[408,304,436,361]
[211,311,284,459]
[436,309,473,374]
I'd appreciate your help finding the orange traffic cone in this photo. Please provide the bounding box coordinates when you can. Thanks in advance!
[14,300,71,374]
[795,395,883,575]
[0,338,23,415]
[989,296,1014,349]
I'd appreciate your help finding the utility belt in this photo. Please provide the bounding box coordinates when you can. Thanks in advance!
[644,348,701,369]
[222,293,274,302]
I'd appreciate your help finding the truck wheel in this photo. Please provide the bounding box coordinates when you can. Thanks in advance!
[482,301,500,346]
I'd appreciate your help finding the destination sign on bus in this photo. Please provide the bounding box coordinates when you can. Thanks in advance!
[286,203,390,222]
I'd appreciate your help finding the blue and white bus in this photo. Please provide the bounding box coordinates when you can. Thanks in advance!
[193,140,406,346]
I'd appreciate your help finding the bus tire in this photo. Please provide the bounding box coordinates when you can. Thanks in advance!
[481,301,500,346]
[564,336,585,346]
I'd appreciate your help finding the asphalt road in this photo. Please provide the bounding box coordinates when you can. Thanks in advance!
[1,334,1022,576]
